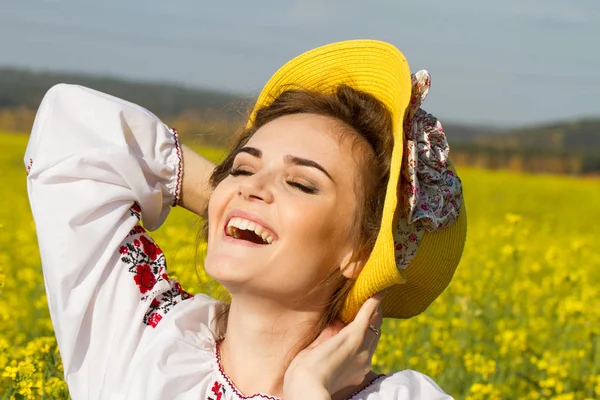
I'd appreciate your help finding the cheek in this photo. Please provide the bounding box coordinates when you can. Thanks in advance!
[282,196,351,253]
[206,181,231,242]
[272,197,355,296]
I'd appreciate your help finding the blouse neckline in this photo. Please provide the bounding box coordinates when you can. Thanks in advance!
[214,341,281,399]
[212,341,386,400]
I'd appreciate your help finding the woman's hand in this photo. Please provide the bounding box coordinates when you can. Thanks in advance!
[283,292,385,400]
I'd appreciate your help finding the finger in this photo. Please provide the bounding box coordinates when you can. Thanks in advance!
[371,296,383,325]
[367,301,383,345]
[366,300,384,357]
[357,292,385,354]
[351,290,386,333]
[367,319,382,348]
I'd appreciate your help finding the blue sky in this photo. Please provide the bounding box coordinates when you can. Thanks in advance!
[0,0,598,126]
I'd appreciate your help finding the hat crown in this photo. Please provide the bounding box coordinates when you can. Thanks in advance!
[250,39,412,134]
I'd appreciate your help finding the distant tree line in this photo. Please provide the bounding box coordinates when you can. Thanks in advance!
[450,144,600,175]
[445,119,600,175]
[1,67,599,174]
[0,67,249,116]
[0,67,252,147]
[0,106,244,148]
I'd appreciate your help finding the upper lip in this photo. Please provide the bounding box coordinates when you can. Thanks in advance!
[223,209,279,240]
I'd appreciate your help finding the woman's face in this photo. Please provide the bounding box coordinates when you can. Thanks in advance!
[204,113,364,307]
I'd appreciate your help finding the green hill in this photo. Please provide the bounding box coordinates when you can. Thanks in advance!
[0,67,248,118]
[1,67,599,173]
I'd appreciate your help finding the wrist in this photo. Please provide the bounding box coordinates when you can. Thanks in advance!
[179,144,215,215]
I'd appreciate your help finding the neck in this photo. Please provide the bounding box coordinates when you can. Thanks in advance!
[218,295,321,398]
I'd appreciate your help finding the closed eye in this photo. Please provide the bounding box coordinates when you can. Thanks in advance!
[230,168,253,176]
[231,167,318,194]
[287,181,319,194]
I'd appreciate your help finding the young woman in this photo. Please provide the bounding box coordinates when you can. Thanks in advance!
[25,40,466,399]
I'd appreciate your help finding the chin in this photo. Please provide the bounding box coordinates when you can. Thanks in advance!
[205,256,281,301]
[204,251,253,286]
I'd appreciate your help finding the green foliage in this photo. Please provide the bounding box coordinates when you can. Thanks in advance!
[1,131,599,399]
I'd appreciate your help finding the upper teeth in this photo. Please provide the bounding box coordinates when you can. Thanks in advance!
[226,217,275,244]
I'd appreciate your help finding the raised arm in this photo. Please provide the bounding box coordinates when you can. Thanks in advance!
[24,84,215,398]
[179,144,215,216]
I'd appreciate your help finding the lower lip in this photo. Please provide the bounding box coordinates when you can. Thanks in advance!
[222,227,271,248]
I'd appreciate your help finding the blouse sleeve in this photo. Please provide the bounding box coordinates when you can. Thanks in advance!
[24,84,195,398]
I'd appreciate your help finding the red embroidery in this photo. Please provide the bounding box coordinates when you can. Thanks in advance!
[208,380,225,400]
[133,264,157,294]
[140,235,162,261]
[117,204,193,328]
[130,202,142,219]
[26,158,33,175]
[171,128,183,207]
[147,313,162,328]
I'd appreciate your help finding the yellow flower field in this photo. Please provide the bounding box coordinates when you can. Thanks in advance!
[0,131,598,399]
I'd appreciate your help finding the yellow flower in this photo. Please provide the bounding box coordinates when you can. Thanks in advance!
[2,134,599,399]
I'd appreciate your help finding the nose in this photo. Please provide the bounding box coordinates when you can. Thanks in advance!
[237,172,275,203]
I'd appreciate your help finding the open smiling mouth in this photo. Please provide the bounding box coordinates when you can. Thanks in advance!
[225,217,275,245]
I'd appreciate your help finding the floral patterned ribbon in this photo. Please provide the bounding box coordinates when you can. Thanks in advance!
[393,70,463,270]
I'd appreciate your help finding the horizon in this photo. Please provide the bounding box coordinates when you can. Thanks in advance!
[3,65,599,129]
[1,1,598,127]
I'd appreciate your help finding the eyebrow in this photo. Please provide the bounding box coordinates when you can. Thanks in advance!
[285,155,334,183]
[236,146,334,183]
[237,146,262,158]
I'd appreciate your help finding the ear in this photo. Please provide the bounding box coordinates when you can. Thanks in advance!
[339,249,364,279]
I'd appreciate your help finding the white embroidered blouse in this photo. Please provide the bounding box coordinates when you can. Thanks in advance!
[24,84,453,400]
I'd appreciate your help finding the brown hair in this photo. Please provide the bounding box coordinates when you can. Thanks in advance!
[199,84,394,346]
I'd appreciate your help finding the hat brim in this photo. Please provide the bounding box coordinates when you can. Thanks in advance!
[249,40,415,321]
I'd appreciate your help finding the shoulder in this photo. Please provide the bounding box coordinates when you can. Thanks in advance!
[352,370,453,400]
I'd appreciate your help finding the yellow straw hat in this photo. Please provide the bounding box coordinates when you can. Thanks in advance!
[248,40,467,322]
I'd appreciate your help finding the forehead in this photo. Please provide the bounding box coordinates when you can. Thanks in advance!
[246,113,357,165]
